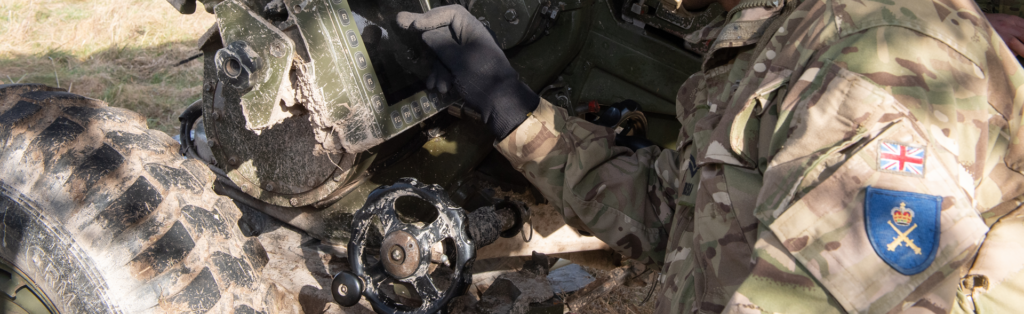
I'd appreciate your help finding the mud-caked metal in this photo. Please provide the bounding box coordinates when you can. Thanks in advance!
[344,178,475,314]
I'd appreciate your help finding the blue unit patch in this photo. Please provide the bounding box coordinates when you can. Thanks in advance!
[864,186,941,275]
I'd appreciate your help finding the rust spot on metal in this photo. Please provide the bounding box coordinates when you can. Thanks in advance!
[380,230,420,279]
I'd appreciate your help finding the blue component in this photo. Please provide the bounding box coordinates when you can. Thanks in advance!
[864,186,942,275]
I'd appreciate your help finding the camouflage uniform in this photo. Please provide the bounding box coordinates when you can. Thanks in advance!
[495,0,1024,312]
[976,0,1024,18]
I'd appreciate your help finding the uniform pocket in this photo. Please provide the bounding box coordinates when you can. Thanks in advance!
[757,64,987,313]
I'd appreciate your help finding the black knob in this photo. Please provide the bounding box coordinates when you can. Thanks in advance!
[331,271,364,307]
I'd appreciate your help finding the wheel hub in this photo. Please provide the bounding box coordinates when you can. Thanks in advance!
[380,230,420,279]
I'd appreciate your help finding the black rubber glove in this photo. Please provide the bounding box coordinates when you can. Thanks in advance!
[397,5,539,139]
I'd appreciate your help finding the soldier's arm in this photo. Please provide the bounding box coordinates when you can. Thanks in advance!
[494,98,684,267]
[724,22,1024,313]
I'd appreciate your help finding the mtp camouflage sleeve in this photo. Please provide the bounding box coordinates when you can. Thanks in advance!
[494,98,682,267]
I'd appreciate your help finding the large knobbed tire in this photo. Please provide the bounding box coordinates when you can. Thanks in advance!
[0,84,269,313]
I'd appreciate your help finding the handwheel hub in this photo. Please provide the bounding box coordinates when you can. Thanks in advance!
[380,230,421,279]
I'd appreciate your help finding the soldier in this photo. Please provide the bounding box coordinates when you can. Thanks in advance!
[398,0,1024,312]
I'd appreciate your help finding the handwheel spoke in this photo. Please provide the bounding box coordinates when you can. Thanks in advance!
[418,228,442,247]
[417,214,452,246]
[365,262,388,284]
[380,207,406,235]
[412,275,440,303]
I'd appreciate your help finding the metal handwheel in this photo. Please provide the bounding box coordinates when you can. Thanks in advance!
[333,178,475,314]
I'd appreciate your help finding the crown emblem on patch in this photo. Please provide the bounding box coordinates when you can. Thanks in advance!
[891,202,915,226]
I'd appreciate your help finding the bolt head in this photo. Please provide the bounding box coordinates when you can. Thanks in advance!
[504,8,517,21]
[390,246,405,263]
[290,198,299,206]
[266,183,275,191]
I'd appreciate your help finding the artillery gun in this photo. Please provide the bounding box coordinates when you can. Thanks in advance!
[0,0,716,311]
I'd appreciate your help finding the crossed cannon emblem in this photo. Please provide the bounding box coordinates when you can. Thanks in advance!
[886,221,922,255]
[886,202,922,255]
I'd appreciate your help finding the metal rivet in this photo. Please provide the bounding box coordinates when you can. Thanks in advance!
[270,41,286,58]
[204,82,214,92]
[208,139,217,147]
[290,198,299,206]
[228,156,239,166]
[266,183,275,191]
[504,9,517,22]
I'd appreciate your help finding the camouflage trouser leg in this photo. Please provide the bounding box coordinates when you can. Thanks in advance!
[654,203,696,314]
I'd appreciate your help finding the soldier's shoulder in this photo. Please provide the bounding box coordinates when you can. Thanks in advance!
[830,0,992,66]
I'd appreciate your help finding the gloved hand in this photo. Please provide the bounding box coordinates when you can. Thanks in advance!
[397,5,539,139]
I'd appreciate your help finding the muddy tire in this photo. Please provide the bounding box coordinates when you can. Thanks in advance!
[0,84,270,313]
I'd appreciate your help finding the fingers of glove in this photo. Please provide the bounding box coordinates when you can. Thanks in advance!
[435,65,453,94]
[396,5,472,33]
[421,28,466,71]
[426,68,438,90]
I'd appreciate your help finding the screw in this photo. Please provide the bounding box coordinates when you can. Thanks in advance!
[504,9,517,21]
[390,246,405,262]
[266,182,275,191]
[290,198,299,206]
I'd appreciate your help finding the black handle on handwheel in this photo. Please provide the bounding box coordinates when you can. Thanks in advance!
[332,271,364,307]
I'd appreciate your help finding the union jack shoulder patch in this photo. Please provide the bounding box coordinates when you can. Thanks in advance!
[878,142,925,177]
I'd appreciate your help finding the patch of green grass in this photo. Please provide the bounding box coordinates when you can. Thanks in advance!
[0,0,216,134]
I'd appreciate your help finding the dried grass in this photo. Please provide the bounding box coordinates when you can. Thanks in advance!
[569,266,658,314]
[0,0,216,133]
